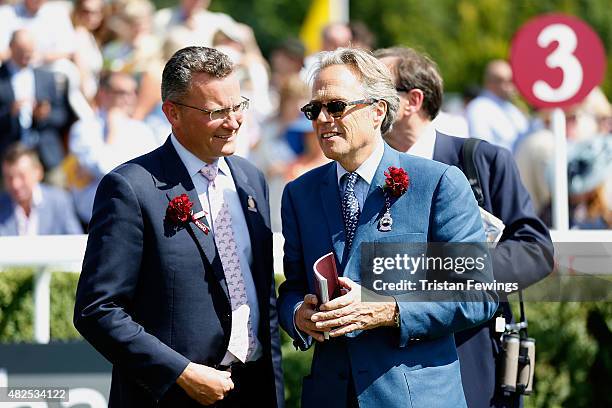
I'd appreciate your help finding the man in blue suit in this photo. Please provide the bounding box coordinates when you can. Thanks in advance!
[0,29,69,172]
[0,142,81,235]
[277,47,498,408]
[74,47,283,407]
[376,46,554,408]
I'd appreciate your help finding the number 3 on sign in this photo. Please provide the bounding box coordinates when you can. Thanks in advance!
[532,24,583,103]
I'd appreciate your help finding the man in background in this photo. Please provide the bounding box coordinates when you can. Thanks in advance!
[0,142,81,235]
[465,59,529,151]
[0,29,70,174]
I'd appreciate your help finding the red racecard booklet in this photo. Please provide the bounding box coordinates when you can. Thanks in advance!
[313,252,340,339]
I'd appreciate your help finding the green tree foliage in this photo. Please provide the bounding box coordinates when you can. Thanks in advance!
[350,0,611,96]
[154,0,611,97]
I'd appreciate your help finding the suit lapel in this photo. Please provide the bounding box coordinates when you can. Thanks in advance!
[319,163,345,269]
[157,138,229,300]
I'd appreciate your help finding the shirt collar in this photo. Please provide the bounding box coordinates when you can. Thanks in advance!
[406,121,437,160]
[170,133,229,178]
[336,137,384,187]
[5,60,30,76]
[31,183,42,207]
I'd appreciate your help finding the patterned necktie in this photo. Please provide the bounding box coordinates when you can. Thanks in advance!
[342,172,360,253]
[201,163,257,362]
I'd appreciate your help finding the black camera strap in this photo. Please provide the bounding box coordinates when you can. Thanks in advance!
[460,138,527,335]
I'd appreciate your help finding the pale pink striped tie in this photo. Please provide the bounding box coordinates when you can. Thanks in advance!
[201,163,256,362]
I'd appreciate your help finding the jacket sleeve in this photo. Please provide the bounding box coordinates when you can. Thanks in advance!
[73,170,189,402]
[277,182,312,350]
[485,146,554,292]
[395,165,498,347]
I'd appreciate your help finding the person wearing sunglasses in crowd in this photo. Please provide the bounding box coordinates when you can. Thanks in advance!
[74,47,284,407]
[277,47,497,408]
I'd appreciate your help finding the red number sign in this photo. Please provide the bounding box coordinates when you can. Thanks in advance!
[510,14,606,109]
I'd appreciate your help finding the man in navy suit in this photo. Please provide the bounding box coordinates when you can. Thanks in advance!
[0,29,69,172]
[376,46,554,408]
[74,47,283,407]
[0,142,81,235]
[278,47,498,408]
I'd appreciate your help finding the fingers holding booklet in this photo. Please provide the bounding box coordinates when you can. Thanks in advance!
[295,252,398,342]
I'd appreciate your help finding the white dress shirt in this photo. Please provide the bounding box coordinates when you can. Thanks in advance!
[335,137,385,206]
[7,61,35,132]
[466,90,528,152]
[171,134,262,363]
[406,122,438,160]
[14,184,42,236]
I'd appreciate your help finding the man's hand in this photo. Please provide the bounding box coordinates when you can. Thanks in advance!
[312,277,397,337]
[10,100,27,116]
[295,294,326,342]
[176,362,234,406]
[33,100,51,121]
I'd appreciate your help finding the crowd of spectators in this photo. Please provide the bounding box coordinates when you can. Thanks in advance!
[0,0,610,235]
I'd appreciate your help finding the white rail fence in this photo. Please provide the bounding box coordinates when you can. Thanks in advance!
[1,231,611,344]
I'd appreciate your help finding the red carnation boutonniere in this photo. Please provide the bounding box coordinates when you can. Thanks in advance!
[379,166,410,231]
[166,194,209,234]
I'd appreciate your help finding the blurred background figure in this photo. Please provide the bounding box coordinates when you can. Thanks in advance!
[0,29,70,179]
[252,74,312,232]
[349,21,376,50]
[71,0,106,103]
[515,87,612,218]
[66,71,158,226]
[0,142,82,235]
[0,0,93,120]
[466,59,529,151]
[561,136,612,229]
[268,38,305,111]
[153,0,234,48]
[211,22,272,158]
[0,0,75,67]
[102,0,159,77]
[301,22,351,80]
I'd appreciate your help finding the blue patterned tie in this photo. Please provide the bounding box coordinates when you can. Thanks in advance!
[342,172,360,253]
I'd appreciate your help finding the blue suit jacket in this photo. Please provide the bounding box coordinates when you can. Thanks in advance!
[0,64,69,170]
[433,133,554,408]
[74,138,284,407]
[0,184,82,235]
[278,143,498,408]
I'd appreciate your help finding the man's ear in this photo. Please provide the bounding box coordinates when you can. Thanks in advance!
[162,100,180,129]
[372,99,387,130]
[403,89,424,115]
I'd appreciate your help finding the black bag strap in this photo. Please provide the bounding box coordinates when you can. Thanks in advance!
[461,138,485,207]
[460,138,528,332]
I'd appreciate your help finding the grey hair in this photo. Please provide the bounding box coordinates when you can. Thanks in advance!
[310,47,399,134]
[161,46,234,102]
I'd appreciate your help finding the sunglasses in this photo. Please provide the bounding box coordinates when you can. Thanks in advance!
[300,98,378,121]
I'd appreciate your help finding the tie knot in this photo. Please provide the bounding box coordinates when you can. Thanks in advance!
[200,163,219,182]
[343,172,359,193]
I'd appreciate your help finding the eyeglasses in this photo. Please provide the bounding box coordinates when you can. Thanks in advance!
[300,98,378,121]
[170,96,250,121]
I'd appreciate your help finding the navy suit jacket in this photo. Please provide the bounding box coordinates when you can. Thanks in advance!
[278,143,498,408]
[433,133,554,408]
[0,183,82,235]
[0,64,68,169]
[74,138,284,407]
